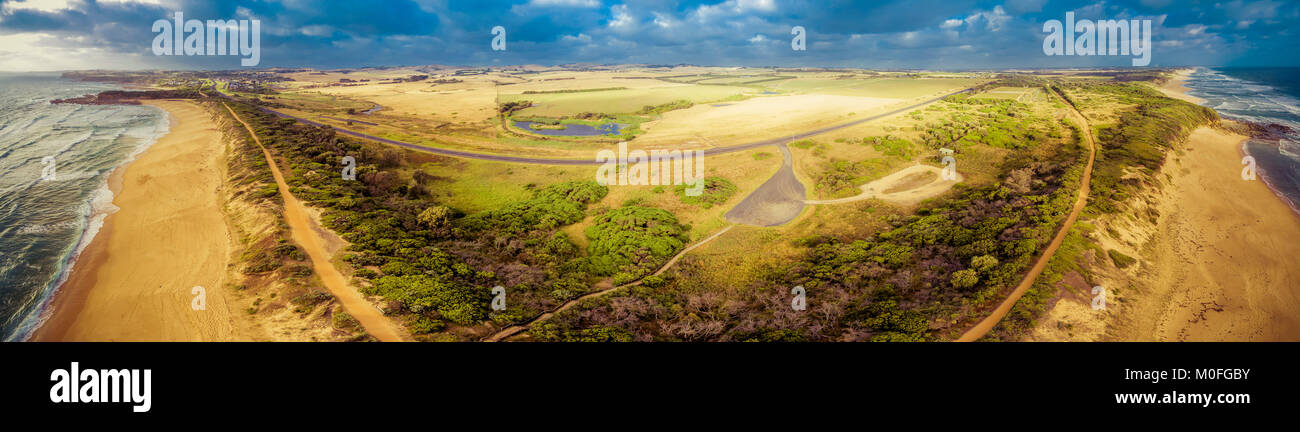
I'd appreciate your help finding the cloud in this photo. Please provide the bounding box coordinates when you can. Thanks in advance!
[526,0,599,7]
[0,0,1296,70]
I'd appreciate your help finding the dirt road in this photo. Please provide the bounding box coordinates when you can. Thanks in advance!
[223,102,406,342]
[954,89,1096,342]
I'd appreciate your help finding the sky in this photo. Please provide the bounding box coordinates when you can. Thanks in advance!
[0,0,1297,71]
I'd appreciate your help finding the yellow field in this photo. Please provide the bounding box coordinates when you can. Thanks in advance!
[499,84,753,117]
[635,94,904,148]
[770,77,981,98]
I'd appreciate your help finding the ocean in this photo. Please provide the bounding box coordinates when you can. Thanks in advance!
[1182,67,1300,216]
[0,73,169,341]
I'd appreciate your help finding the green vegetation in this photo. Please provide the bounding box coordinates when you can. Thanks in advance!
[509,113,648,140]
[536,126,1087,340]
[638,99,694,115]
[224,101,629,340]
[584,206,689,284]
[1062,82,1218,214]
[674,177,738,209]
[927,95,1051,150]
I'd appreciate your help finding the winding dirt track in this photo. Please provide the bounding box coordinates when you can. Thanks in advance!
[954,88,1096,342]
[482,224,735,342]
[223,102,405,342]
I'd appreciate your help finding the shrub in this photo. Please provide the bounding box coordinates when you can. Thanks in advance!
[1108,249,1137,268]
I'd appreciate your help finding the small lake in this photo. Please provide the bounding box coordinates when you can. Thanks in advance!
[514,121,626,137]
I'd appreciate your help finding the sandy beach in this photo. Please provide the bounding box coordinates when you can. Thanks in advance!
[1158,68,1205,104]
[31,100,250,341]
[1109,126,1300,341]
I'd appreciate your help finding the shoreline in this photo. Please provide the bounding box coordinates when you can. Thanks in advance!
[1158,68,1205,104]
[1031,68,1300,341]
[31,100,248,341]
[1114,126,1300,340]
[1114,71,1300,340]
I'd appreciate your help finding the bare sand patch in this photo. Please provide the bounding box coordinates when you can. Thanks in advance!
[804,164,962,205]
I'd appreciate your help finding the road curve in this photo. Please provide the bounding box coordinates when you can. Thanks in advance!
[246,88,973,166]
[954,88,1096,342]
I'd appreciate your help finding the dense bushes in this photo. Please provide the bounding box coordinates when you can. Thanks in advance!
[363,274,488,324]
[225,101,622,339]
[460,181,607,235]
[584,206,689,281]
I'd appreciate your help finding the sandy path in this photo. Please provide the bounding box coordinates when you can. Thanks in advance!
[804,164,962,205]
[483,224,735,342]
[955,89,1096,342]
[223,102,406,342]
[1113,127,1300,340]
[33,100,245,341]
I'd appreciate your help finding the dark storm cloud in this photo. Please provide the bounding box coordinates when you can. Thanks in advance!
[0,0,1297,70]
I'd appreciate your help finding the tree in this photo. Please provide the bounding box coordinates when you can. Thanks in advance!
[971,255,999,272]
[418,205,453,231]
[951,269,979,289]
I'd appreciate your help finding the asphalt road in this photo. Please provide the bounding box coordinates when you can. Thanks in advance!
[247,87,972,165]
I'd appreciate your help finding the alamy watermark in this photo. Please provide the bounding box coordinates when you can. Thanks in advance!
[940,148,958,181]
[1241,156,1257,181]
[491,26,507,51]
[595,142,705,196]
[341,156,356,180]
[791,25,806,51]
[38,155,97,183]
[1092,285,1107,310]
[1043,12,1152,66]
[152,11,260,66]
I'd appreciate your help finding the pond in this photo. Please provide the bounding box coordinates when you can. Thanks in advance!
[514,120,627,137]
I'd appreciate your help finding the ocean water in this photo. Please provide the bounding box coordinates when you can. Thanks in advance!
[0,73,169,341]
[1183,67,1300,216]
